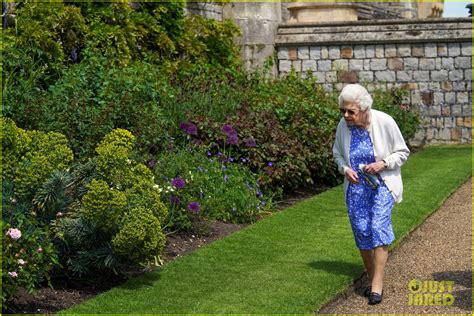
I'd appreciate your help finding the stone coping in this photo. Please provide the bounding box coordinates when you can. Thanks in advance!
[276,17,472,46]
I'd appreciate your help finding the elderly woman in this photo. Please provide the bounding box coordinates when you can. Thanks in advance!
[332,84,410,305]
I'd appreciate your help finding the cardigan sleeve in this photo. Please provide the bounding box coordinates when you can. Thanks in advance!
[383,116,410,169]
[332,119,351,175]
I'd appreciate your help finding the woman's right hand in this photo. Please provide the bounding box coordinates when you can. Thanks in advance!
[345,169,359,184]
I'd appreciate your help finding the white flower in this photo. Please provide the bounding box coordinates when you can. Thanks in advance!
[17,259,26,266]
[127,159,132,164]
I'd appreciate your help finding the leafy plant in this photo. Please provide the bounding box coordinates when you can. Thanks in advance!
[153,146,272,231]
[1,118,74,201]
[56,129,168,276]
[2,218,59,308]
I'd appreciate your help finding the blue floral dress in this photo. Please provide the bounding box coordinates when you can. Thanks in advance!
[346,126,395,250]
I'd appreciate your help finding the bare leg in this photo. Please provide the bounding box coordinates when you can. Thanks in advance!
[360,249,375,284]
[371,245,389,294]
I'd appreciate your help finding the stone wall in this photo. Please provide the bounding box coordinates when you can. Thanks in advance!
[275,18,472,146]
[185,2,223,21]
[222,2,281,74]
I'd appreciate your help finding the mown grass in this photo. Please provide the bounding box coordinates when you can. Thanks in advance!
[62,145,471,314]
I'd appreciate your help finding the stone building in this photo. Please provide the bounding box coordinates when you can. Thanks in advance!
[185,1,446,71]
[186,1,471,146]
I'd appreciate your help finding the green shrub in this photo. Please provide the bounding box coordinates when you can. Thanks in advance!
[1,118,74,201]
[245,71,341,186]
[3,2,242,161]
[183,72,341,190]
[2,2,87,87]
[81,180,128,232]
[57,129,168,275]
[19,58,173,159]
[1,120,73,305]
[111,207,166,264]
[154,147,272,231]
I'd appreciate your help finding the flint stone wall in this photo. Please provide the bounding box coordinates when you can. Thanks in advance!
[275,18,472,146]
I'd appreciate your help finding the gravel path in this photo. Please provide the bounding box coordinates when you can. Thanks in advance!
[318,178,472,314]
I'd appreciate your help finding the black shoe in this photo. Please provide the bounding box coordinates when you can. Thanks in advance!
[363,286,371,297]
[368,291,383,305]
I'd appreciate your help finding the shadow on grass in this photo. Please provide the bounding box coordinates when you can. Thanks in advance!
[308,260,362,277]
[119,270,162,290]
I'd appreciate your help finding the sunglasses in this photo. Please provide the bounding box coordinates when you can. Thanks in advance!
[339,108,358,116]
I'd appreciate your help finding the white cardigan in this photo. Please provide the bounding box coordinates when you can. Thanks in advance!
[332,109,410,203]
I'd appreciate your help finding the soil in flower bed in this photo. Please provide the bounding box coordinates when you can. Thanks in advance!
[4,183,331,314]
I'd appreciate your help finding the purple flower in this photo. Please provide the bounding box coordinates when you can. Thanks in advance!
[179,122,190,132]
[227,134,239,145]
[6,228,21,240]
[171,177,186,189]
[256,190,263,198]
[147,159,156,168]
[244,138,256,148]
[188,202,201,213]
[207,151,212,156]
[217,151,223,157]
[224,175,228,182]
[241,158,247,163]
[179,122,198,135]
[170,195,181,206]
[222,124,236,136]
[229,156,234,162]
[267,162,273,167]
[186,123,198,135]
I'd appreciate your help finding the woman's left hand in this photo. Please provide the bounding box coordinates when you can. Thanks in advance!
[364,161,385,174]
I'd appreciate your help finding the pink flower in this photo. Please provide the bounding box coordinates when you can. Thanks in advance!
[8,271,18,278]
[6,228,21,240]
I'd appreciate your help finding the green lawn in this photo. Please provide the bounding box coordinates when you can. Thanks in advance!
[62,145,471,314]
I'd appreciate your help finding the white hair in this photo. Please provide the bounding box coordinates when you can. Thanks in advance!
[338,84,373,111]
